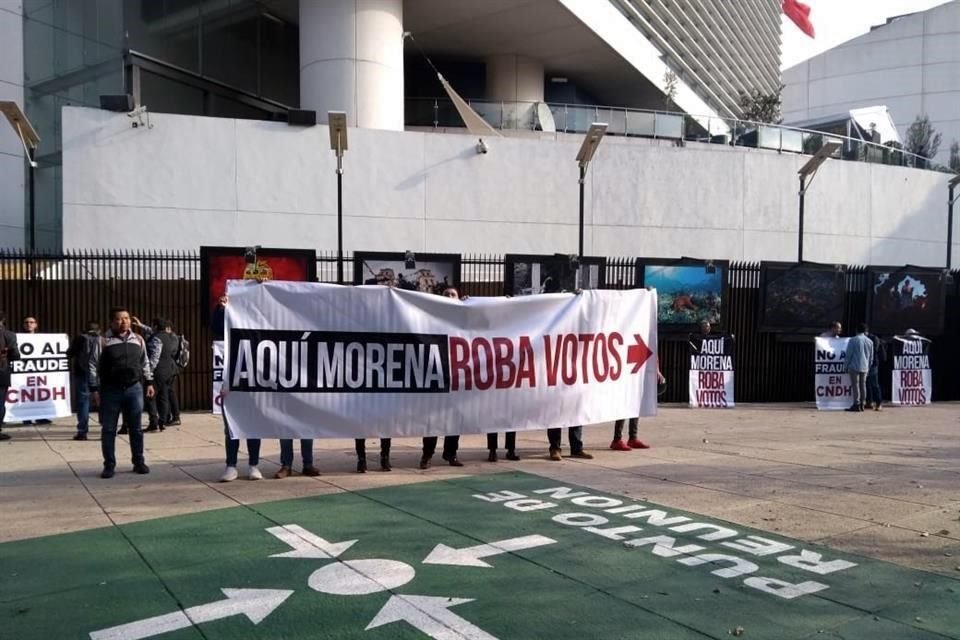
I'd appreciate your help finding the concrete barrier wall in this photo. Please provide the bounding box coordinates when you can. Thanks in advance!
[62,107,958,268]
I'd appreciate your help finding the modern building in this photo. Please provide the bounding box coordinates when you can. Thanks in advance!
[783,0,960,166]
[1,1,955,270]
[1,0,784,250]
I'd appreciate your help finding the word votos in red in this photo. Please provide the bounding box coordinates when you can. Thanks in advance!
[450,333,651,391]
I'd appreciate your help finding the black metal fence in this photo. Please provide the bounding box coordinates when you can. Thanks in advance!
[2,251,957,409]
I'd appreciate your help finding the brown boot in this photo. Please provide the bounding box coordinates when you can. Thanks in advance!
[274,465,292,479]
[549,448,562,461]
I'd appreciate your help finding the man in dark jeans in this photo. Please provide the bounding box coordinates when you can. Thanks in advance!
[866,331,886,411]
[0,311,22,441]
[89,307,155,478]
[146,319,179,432]
[420,435,461,468]
[547,426,593,461]
[67,321,100,441]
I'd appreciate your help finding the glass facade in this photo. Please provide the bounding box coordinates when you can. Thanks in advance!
[22,0,299,249]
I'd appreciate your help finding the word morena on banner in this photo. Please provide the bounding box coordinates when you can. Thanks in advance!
[222,281,659,439]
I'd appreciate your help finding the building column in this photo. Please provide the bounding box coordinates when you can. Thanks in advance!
[486,55,544,130]
[299,0,404,131]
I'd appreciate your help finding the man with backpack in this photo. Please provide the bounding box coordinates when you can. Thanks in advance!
[67,322,101,440]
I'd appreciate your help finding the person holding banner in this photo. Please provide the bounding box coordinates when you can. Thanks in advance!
[218,392,262,482]
[0,311,22,441]
[487,432,520,462]
[421,284,468,469]
[355,438,391,472]
[421,435,462,468]
[89,307,154,478]
[275,439,320,478]
[845,323,874,412]
[19,315,52,425]
[611,366,665,451]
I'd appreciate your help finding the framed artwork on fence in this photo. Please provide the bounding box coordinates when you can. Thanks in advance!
[635,258,728,333]
[867,266,947,335]
[759,262,847,333]
[200,246,317,324]
[503,254,606,296]
[353,251,461,294]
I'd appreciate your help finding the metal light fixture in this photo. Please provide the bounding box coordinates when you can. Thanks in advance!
[947,173,960,269]
[575,122,608,260]
[328,111,348,283]
[796,142,841,262]
[1,100,40,252]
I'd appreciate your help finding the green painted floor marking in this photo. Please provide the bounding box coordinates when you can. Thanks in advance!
[1,471,957,639]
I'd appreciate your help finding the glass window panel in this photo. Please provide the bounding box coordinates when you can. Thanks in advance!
[201,6,258,93]
[124,0,201,72]
[140,71,205,116]
[259,18,299,105]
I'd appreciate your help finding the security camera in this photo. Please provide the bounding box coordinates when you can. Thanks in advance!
[476,138,488,154]
[127,105,152,129]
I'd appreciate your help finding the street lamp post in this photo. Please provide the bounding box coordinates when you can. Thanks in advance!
[948,174,960,270]
[328,111,348,284]
[1,101,40,252]
[575,123,608,261]
[796,142,841,262]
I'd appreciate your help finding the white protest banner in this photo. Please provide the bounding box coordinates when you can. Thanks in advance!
[688,335,735,408]
[222,281,658,439]
[4,333,72,421]
[212,341,224,415]
[814,336,851,410]
[891,335,932,406]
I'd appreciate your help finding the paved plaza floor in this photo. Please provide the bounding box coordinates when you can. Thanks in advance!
[1,404,958,639]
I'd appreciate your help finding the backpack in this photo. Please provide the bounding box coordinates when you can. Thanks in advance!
[174,334,190,369]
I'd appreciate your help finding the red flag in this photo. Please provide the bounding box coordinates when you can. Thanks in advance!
[783,0,815,38]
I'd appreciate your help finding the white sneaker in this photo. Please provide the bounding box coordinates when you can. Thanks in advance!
[219,466,239,482]
[248,465,263,481]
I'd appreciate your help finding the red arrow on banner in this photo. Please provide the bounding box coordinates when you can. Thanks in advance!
[626,334,653,374]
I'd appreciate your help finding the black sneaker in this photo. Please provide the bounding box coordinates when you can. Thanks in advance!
[488,450,498,462]
[506,450,521,461]
[0,433,11,441]
[144,425,159,433]
[72,432,88,441]
[118,426,128,435]
[169,419,182,426]
[101,467,115,479]
[133,463,150,475]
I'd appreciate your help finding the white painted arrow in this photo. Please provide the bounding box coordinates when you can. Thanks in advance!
[422,535,556,568]
[266,524,357,559]
[89,588,293,640]
[366,595,498,640]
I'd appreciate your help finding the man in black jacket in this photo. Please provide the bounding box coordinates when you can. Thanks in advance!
[146,319,179,432]
[67,322,100,440]
[89,307,155,478]
[0,311,22,441]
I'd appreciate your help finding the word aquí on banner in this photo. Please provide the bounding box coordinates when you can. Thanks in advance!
[227,329,651,394]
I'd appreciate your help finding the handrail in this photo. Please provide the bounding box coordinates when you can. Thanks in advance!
[405,96,951,172]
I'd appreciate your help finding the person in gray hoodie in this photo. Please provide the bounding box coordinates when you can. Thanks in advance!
[845,323,874,412]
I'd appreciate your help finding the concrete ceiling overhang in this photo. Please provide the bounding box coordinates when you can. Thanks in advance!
[402,0,662,108]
